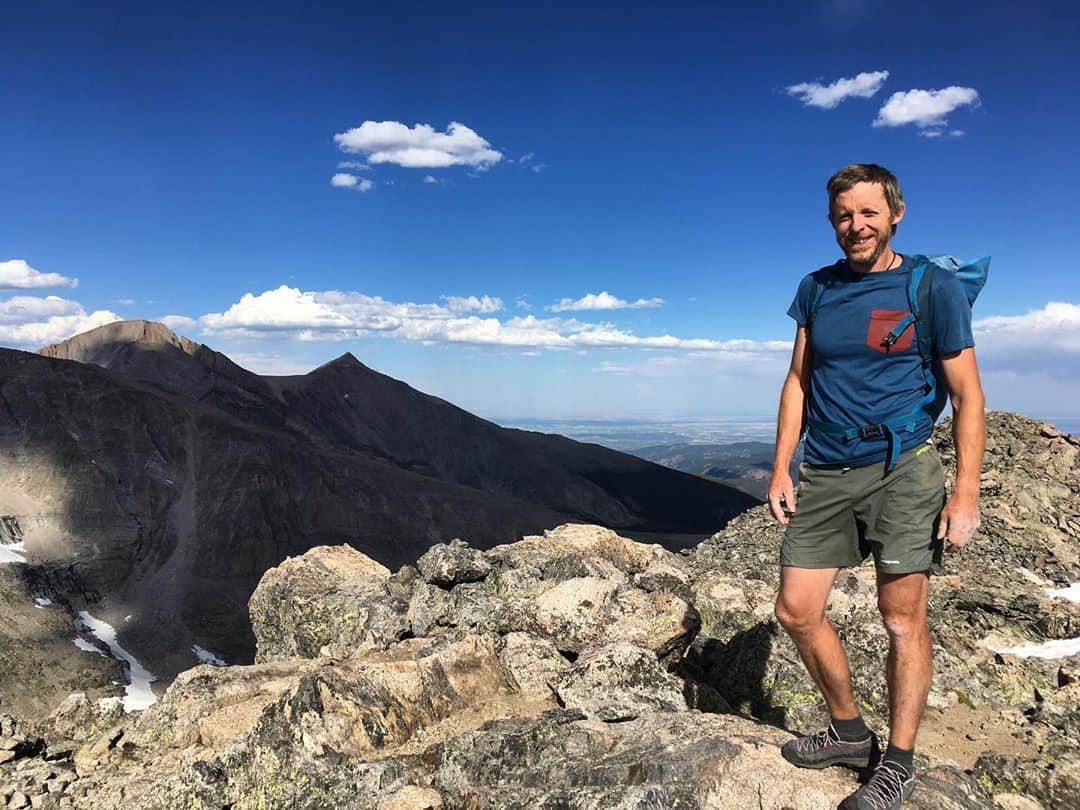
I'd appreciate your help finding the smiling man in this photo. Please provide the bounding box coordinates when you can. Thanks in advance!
[767,164,985,809]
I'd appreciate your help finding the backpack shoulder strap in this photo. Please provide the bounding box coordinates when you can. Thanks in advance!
[906,255,937,366]
[805,262,841,329]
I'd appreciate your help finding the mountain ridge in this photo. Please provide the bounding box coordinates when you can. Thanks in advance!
[0,321,756,707]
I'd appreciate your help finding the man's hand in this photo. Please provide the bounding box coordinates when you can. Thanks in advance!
[768,471,797,526]
[936,493,980,552]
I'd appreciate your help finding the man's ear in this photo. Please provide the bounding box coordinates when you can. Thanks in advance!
[891,203,906,227]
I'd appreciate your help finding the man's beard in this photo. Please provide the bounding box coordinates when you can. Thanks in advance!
[843,232,891,267]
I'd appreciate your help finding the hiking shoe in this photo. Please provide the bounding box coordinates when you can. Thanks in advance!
[780,724,879,770]
[840,762,916,809]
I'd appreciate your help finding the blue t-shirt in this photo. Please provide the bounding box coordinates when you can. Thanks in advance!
[788,255,975,468]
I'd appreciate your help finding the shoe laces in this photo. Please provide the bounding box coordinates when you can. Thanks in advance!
[861,763,909,809]
[794,724,840,754]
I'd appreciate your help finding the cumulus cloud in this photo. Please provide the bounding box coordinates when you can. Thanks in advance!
[442,295,503,314]
[336,161,372,171]
[221,351,316,376]
[331,173,374,191]
[785,70,889,109]
[973,302,1080,370]
[160,315,199,333]
[0,259,78,290]
[873,86,979,131]
[0,295,119,349]
[423,175,439,184]
[547,292,665,313]
[333,121,502,169]
[193,285,790,356]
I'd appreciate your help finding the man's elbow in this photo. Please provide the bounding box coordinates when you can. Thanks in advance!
[950,381,985,414]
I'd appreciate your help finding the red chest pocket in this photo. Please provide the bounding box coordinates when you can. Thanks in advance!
[866,309,914,353]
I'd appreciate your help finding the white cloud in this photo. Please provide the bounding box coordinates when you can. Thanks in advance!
[331,173,374,192]
[221,351,316,376]
[974,302,1080,366]
[785,70,889,109]
[336,161,372,171]
[0,295,119,349]
[194,285,791,356]
[423,175,439,184]
[115,297,136,306]
[873,86,979,131]
[547,291,665,313]
[531,163,547,174]
[0,259,78,290]
[442,295,503,314]
[519,152,535,163]
[515,295,533,311]
[160,315,198,333]
[333,121,502,169]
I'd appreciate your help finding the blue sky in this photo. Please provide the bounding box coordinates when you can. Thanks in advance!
[3,1,1079,422]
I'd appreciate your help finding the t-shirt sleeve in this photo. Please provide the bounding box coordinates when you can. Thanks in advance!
[787,274,815,326]
[930,269,975,355]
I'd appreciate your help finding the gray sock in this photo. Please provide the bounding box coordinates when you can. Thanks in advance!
[883,744,914,777]
[830,715,871,742]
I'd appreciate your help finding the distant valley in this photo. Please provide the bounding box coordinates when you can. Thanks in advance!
[502,419,787,500]
[631,441,787,500]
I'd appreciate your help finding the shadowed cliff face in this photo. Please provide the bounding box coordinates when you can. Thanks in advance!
[1,321,755,693]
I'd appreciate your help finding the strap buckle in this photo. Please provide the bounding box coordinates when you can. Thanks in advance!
[858,424,885,441]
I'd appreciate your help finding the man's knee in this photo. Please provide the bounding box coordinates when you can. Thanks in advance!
[774,596,824,636]
[878,600,928,640]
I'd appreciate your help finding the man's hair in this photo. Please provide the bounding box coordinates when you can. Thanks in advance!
[827,164,904,232]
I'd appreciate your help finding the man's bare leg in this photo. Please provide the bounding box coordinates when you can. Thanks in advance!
[774,565,859,719]
[876,570,932,749]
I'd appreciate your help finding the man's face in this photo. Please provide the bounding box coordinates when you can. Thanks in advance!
[830,181,905,268]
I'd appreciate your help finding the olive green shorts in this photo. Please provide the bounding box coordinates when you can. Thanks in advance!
[780,443,946,575]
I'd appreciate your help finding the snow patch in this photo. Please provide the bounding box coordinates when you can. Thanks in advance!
[1047,583,1080,603]
[34,596,53,608]
[0,543,26,564]
[997,637,1080,660]
[74,637,107,656]
[76,611,158,711]
[193,644,226,667]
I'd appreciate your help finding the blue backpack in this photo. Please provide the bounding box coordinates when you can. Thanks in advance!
[804,254,989,472]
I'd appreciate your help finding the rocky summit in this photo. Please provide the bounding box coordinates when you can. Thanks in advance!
[0,412,1076,808]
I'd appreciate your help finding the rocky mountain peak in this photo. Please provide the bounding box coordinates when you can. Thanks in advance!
[310,351,367,375]
[38,319,200,365]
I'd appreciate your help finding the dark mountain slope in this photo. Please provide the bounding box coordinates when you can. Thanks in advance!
[2,321,755,693]
[0,348,569,678]
[41,321,758,532]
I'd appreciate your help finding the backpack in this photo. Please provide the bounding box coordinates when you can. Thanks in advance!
[804,254,990,472]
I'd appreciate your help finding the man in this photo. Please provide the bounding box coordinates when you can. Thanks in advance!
[767,164,984,809]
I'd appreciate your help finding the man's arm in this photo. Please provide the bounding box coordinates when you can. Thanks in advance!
[768,325,811,525]
[936,347,985,550]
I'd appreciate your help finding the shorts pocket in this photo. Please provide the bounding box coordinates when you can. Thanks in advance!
[866,309,914,354]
